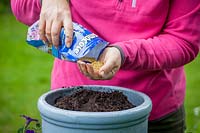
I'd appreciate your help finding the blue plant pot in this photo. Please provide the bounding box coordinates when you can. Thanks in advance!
[38,85,152,133]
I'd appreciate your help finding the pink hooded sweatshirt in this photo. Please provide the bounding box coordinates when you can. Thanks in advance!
[11,0,200,120]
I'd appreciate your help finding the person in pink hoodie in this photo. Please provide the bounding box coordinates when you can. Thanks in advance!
[11,0,200,132]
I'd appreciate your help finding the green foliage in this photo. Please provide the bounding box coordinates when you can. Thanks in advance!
[2,0,9,5]
[185,53,200,133]
[0,13,52,132]
[0,0,11,13]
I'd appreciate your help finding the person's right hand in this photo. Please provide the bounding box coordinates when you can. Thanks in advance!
[39,0,73,48]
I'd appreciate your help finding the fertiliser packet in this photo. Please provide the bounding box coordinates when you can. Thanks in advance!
[26,21,109,62]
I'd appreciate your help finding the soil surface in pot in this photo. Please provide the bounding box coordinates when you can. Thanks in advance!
[54,89,135,112]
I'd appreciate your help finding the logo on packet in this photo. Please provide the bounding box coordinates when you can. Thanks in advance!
[74,33,98,55]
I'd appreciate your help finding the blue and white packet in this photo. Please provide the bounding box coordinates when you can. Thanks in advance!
[27,21,109,62]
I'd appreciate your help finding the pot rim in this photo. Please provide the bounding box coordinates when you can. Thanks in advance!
[38,85,152,125]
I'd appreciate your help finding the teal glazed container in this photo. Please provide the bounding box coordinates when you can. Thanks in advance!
[38,85,152,133]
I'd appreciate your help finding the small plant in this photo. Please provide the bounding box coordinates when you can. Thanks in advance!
[18,115,41,133]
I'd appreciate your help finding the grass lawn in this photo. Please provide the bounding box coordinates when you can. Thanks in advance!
[0,13,53,132]
[0,13,199,132]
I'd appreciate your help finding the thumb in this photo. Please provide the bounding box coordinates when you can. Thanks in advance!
[99,59,115,76]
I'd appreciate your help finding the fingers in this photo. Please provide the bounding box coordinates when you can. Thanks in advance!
[77,60,116,80]
[86,63,102,80]
[63,20,73,47]
[39,18,48,43]
[39,20,73,48]
[39,18,53,45]
[99,63,118,80]
[77,61,89,76]
[38,0,73,48]
[99,47,121,78]
[98,53,119,79]
[98,69,115,80]
[51,21,62,48]
[77,61,102,80]
[99,59,115,76]
[77,47,122,80]
[45,20,53,44]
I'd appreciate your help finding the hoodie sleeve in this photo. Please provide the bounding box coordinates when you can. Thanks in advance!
[112,0,200,70]
[10,0,41,26]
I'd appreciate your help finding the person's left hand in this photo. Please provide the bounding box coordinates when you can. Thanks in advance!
[77,46,122,80]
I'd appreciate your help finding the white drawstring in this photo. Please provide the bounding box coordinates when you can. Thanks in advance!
[132,0,137,8]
